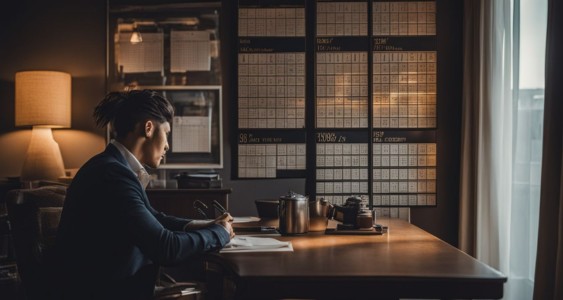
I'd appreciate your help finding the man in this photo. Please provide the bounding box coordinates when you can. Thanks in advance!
[55,90,234,299]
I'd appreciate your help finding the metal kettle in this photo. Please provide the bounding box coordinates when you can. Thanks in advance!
[278,191,309,235]
[309,198,333,232]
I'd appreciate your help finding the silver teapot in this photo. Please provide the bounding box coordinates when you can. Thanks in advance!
[278,191,309,235]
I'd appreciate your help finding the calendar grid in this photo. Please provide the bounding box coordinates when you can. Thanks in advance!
[315,143,369,205]
[239,7,306,37]
[316,2,369,36]
[374,207,410,220]
[372,1,436,36]
[238,53,306,129]
[316,52,369,128]
[238,143,307,178]
[372,51,436,128]
[372,142,437,206]
[235,1,442,211]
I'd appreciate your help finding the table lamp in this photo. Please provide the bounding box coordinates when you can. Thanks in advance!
[15,71,71,181]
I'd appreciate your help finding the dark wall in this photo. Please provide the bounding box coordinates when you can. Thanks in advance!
[410,0,463,247]
[0,0,107,134]
[0,0,108,176]
[0,0,463,246]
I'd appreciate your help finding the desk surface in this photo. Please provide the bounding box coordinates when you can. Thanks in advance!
[205,219,506,300]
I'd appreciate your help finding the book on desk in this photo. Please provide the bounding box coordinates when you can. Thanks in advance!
[175,172,222,189]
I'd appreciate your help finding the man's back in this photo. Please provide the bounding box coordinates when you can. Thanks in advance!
[54,90,233,299]
[55,144,157,299]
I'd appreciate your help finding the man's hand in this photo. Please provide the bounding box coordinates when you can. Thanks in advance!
[215,213,235,240]
[185,213,235,239]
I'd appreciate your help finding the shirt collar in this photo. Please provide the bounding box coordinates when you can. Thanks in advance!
[110,140,151,189]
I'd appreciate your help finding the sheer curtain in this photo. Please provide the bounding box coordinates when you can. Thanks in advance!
[460,0,546,299]
[459,0,513,263]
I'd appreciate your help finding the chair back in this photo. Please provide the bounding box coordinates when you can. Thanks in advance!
[6,185,66,299]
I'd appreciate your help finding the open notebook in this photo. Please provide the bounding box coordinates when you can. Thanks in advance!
[220,236,293,253]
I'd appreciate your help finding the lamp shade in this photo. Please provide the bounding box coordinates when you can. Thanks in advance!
[15,71,71,128]
[15,70,71,181]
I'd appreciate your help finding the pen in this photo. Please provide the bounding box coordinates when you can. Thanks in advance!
[195,208,208,219]
[193,200,209,219]
[212,200,227,215]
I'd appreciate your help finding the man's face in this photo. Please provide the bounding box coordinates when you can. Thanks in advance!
[141,121,170,168]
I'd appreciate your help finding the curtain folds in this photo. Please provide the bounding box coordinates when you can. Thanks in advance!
[462,0,562,298]
[532,0,563,299]
[459,0,512,272]
[459,0,480,257]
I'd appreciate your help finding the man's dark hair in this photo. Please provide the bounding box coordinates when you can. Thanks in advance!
[93,90,174,139]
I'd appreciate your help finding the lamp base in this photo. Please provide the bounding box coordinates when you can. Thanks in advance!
[20,127,66,181]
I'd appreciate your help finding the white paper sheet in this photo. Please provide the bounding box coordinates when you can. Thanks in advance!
[170,30,211,72]
[118,32,164,73]
[220,236,293,253]
[172,116,211,153]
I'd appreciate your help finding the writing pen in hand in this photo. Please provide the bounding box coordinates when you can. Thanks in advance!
[212,200,227,215]
[193,200,209,219]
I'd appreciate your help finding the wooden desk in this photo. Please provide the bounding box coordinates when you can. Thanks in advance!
[204,219,506,300]
[146,188,231,219]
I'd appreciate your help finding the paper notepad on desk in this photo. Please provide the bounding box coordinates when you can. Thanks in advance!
[220,236,293,253]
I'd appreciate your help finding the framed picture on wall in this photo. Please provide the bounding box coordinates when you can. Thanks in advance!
[107,1,223,169]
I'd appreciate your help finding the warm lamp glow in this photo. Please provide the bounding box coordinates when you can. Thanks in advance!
[21,128,67,181]
[16,71,71,127]
[130,31,143,44]
[15,71,71,181]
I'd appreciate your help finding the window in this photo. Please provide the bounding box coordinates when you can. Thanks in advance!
[509,0,547,298]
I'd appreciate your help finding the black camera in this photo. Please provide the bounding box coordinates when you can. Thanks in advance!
[333,197,362,228]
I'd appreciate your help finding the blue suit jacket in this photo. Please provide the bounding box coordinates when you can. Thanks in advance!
[55,144,229,299]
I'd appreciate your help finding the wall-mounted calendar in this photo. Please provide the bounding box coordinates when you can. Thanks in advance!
[233,0,438,212]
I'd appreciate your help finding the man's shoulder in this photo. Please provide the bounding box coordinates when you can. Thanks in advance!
[67,149,142,201]
[73,146,134,183]
[83,144,125,167]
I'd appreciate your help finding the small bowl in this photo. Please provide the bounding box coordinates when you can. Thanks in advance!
[254,199,279,219]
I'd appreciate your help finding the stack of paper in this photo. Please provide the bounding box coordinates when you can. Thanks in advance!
[220,236,293,253]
